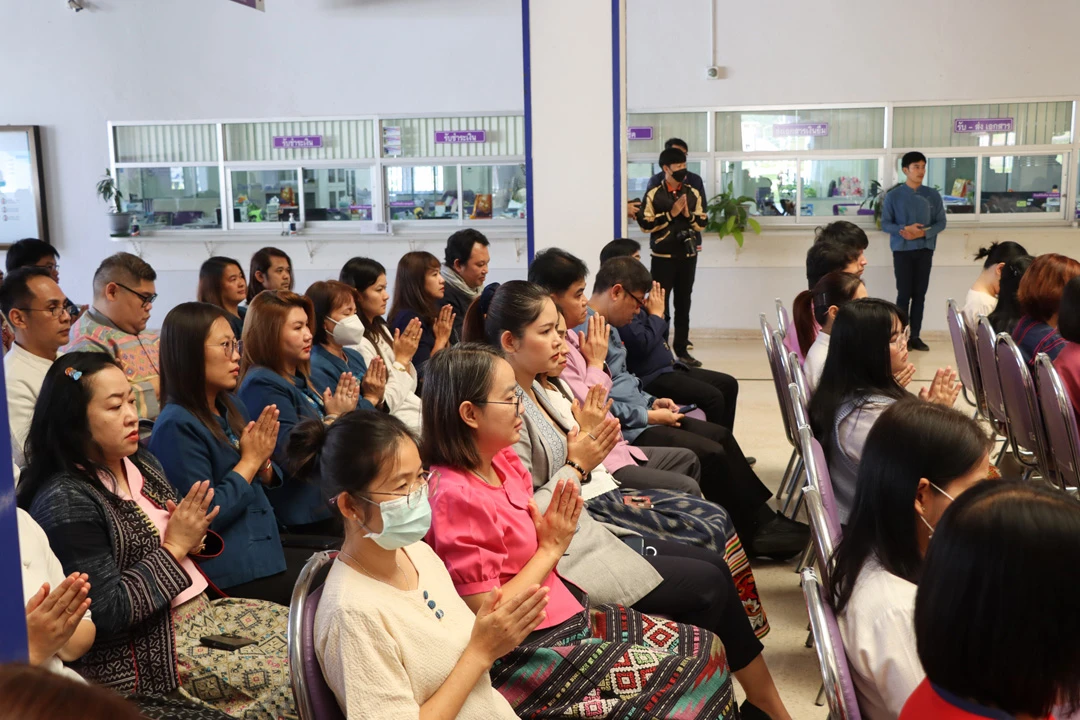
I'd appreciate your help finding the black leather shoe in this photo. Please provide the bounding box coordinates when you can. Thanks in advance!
[748,513,811,560]
[740,700,772,720]
[909,337,930,351]
[677,353,703,368]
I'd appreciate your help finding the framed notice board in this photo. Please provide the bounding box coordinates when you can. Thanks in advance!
[0,126,49,247]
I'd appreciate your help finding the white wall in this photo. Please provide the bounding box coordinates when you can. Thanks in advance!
[626,0,1080,333]
[0,0,524,319]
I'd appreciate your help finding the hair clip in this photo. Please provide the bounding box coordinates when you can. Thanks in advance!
[65,367,83,382]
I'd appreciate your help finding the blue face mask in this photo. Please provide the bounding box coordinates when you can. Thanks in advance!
[360,486,432,550]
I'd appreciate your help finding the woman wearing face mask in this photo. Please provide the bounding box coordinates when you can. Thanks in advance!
[798,271,867,393]
[287,411,545,720]
[150,302,301,605]
[197,256,248,340]
[809,299,961,522]
[389,251,457,375]
[423,345,745,719]
[305,280,386,412]
[339,257,424,435]
[829,399,992,720]
[238,290,359,535]
[19,353,295,719]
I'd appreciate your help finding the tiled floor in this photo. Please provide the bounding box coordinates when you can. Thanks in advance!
[688,331,961,718]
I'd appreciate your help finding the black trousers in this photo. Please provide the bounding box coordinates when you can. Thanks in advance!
[633,417,772,538]
[893,248,934,339]
[645,366,740,430]
[633,538,763,672]
[651,255,698,356]
[218,545,314,606]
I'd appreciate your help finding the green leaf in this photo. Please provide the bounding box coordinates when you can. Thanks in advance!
[733,229,744,246]
[724,215,737,234]
[748,217,761,233]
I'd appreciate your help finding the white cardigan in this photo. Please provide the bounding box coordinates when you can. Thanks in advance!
[350,325,422,435]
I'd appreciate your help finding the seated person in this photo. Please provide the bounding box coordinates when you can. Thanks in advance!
[901,481,1077,720]
[62,253,161,420]
[197,256,248,339]
[238,290,358,535]
[987,254,1034,335]
[962,241,1028,330]
[799,271,867,392]
[150,302,301,605]
[832,399,991,720]
[18,353,294,718]
[0,664,143,720]
[305,280,384,411]
[529,248,805,559]
[1055,276,1080,418]
[1011,253,1080,366]
[19,508,95,681]
[389,251,457,375]
[290,411,540,720]
[790,238,866,361]
[339,257,423,434]
[1,267,74,467]
[814,220,869,274]
[6,237,61,282]
[246,247,292,303]
[422,345,784,720]
[441,229,490,338]
[809,299,960,521]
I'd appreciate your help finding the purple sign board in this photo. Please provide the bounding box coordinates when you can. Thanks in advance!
[273,135,323,149]
[434,130,487,144]
[228,0,265,10]
[954,118,1014,134]
[773,122,830,138]
[628,126,654,141]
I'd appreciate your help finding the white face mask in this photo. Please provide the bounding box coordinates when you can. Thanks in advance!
[329,313,366,346]
[918,482,956,537]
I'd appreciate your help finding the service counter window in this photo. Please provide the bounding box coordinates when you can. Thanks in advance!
[117,167,222,229]
[626,113,708,155]
[385,165,458,221]
[799,159,879,219]
[302,168,374,221]
[720,160,798,217]
[980,154,1064,215]
[462,164,527,220]
[627,161,706,198]
[229,169,301,224]
[894,156,978,215]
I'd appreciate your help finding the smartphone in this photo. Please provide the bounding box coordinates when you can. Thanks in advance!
[624,495,652,509]
[677,403,698,414]
[201,634,258,652]
[621,536,646,555]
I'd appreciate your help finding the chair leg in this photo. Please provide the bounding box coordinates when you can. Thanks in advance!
[994,439,1009,466]
[776,449,797,499]
[815,683,826,707]
[805,628,814,648]
[1022,466,1034,483]
[795,539,814,574]
[781,459,805,516]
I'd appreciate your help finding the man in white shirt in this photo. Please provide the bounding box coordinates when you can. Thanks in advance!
[0,267,73,468]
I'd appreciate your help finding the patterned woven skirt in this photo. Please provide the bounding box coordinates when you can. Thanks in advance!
[492,599,737,719]
[172,595,297,720]
[585,488,769,639]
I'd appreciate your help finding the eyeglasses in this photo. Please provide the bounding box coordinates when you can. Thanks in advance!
[365,470,440,508]
[116,283,158,309]
[206,339,243,358]
[891,326,911,350]
[478,386,525,413]
[628,292,648,311]
[14,303,74,320]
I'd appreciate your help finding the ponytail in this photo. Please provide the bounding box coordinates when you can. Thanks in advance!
[462,282,499,343]
[285,418,328,487]
[793,290,817,356]
[796,271,865,355]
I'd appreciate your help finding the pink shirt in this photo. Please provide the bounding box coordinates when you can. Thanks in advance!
[560,331,647,473]
[1054,341,1080,420]
[426,448,583,630]
[112,457,207,607]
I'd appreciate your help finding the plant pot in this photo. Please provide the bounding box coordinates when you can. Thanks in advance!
[108,213,131,237]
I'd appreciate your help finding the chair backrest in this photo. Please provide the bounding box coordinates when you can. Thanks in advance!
[788,351,811,411]
[802,484,836,585]
[1035,354,1080,490]
[946,298,984,414]
[995,333,1051,475]
[289,551,346,720]
[776,298,791,340]
[976,316,1008,427]
[801,567,862,720]
[789,383,809,436]
[761,314,796,447]
[802,425,842,550]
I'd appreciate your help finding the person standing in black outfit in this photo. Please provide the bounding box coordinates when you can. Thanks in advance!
[638,146,707,367]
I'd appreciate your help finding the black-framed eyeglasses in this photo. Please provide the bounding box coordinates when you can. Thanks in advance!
[478,386,525,413]
[116,283,158,309]
[206,339,243,358]
[14,303,74,320]
[628,292,648,311]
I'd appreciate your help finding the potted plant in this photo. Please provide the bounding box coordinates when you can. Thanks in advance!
[860,180,888,229]
[705,182,762,247]
[97,169,130,236]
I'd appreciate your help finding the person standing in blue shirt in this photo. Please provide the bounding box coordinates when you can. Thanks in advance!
[882,151,947,351]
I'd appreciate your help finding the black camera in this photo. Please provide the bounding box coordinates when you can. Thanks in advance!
[673,228,697,254]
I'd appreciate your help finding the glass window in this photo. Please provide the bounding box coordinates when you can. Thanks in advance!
[385,165,458,220]
[461,164,527,220]
[224,120,376,162]
[380,117,524,158]
[302,168,374,221]
[980,154,1064,215]
[625,113,708,155]
[230,170,300,224]
[715,108,885,152]
[114,124,218,163]
[895,156,979,215]
[893,102,1073,149]
[720,160,798,217]
[117,167,222,229]
[799,159,879,220]
[627,162,706,197]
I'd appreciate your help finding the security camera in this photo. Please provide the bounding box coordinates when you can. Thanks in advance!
[68,0,84,11]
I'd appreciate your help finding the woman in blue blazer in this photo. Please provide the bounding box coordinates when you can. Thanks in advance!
[306,280,387,410]
[237,290,360,536]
